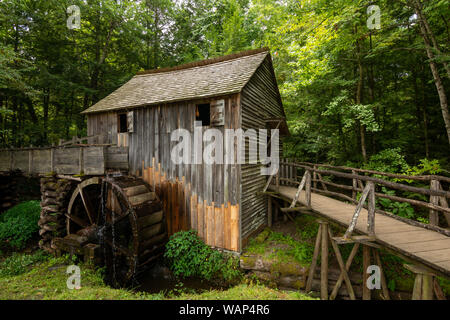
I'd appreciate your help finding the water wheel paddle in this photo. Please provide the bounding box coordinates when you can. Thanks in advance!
[67,176,167,287]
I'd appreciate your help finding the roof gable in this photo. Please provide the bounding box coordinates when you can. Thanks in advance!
[82,49,270,114]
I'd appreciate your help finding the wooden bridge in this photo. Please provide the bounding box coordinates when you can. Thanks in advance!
[0,135,128,175]
[263,160,450,300]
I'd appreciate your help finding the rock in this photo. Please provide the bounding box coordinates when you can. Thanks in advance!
[269,261,308,277]
[277,275,305,290]
[240,255,270,272]
[254,228,271,244]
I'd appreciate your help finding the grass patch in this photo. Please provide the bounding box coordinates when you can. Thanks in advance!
[0,251,154,300]
[174,283,317,300]
[244,216,318,267]
[0,251,314,300]
[0,251,49,277]
[0,201,41,250]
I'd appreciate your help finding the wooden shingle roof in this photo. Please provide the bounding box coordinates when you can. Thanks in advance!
[82,49,270,114]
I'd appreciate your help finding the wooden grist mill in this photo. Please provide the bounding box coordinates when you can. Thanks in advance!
[0,48,289,287]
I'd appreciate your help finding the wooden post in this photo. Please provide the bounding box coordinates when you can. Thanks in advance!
[283,201,288,222]
[268,196,272,227]
[305,223,322,292]
[305,170,311,207]
[430,180,439,226]
[362,245,371,300]
[422,274,434,300]
[320,221,329,300]
[433,278,446,300]
[436,181,450,226]
[367,182,375,236]
[313,165,317,190]
[412,273,423,300]
[373,249,390,300]
[352,170,357,200]
[405,264,435,300]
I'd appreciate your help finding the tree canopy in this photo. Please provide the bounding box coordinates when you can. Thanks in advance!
[1,0,449,170]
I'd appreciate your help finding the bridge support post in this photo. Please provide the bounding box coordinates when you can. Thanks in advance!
[362,245,372,300]
[305,220,330,300]
[404,264,435,300]
[320,221,329,300]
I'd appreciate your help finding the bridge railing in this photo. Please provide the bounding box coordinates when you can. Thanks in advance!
[267,159,450,237]
[0,145,128,175]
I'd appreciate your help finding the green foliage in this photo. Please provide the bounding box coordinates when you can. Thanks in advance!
[0,201,41,249]
[267,232,314,264]
[0,251,49,277]
[365,148,410,174]
[376,187,415,219]
[164,230,242,283]
[406,159,442,176]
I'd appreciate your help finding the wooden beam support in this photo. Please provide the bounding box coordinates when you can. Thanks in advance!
[306,223,322,292]
[289,172,307,208]
[320,221,329,300]
[330,243,360,300]
[404,264,435,300]
[328,228,356,300]
[373,249,390,300]
[362,245,371,300]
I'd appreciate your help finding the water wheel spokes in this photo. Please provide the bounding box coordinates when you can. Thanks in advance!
[66,176,167,287]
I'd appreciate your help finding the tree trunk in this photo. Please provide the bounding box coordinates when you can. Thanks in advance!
[413,0,450,146]
[420,72,430,158]
[355,26,367,162]
[413,0,450,79]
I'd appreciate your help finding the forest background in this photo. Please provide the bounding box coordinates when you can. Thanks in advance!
[1,0,449,173]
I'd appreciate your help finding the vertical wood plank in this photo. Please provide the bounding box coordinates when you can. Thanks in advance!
[320,221,329,300]
[362,245,371,300]
[305,224,322,292]
[412,274,423,300]
[430,180,439,226]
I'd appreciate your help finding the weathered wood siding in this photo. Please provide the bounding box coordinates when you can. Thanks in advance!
[0,146,125,175]
[87,112,118,144]
[118,94,242,251]
[240,56,285,245]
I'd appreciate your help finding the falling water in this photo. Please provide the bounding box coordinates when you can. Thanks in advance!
[99,180,106,268]
[110,187,117,285]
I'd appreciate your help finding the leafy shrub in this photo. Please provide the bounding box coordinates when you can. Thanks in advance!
[376,187,415,219]
[0,251,49,277]
[267,232,314,264]
[406,159,442,176]
[365,148,410,174]
[164,230,242,283]
[0,201,41,249]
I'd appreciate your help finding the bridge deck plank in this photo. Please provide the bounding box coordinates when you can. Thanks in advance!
[270,185,450,277]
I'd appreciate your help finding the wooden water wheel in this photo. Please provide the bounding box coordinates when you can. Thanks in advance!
[66,176,167,287]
